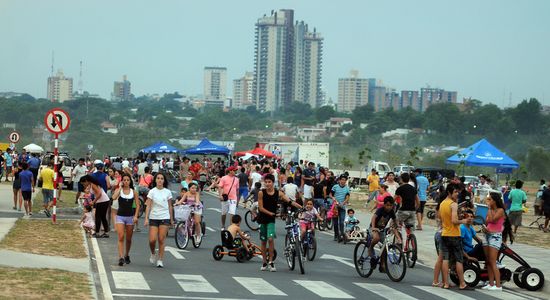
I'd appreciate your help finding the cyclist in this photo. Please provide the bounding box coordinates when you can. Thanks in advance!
[244,182,262,219]
[299,198,323,242]
[228,214,251,254]
[174,182,202,244]
[368,196,401,273]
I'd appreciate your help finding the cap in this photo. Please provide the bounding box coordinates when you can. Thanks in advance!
[227,166,236,171]
[413,168,422,173]
[371,168,376,172]
[317,163,321,166]
[339,173,348,179]
[96,163,104,168]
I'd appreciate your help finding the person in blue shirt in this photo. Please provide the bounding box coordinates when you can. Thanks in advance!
[414,169,430,230]
[27,153,41,187]
[329,174,350,243]
[460,210,484,262]
[18,149,30,163]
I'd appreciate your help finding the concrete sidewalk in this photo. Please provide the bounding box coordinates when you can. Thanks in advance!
[351,207,550,293]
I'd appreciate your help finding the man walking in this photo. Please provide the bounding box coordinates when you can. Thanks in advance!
[218,166,239,230]
[330,174,350,243]
[70,158,88,204]
[414,169,429,230]
[4,148,14,182]
[236,167,250,208]
[509,180,527,236]
[27,153,41,187]
[366,169,380,207]
[39,162,55,217]
[302,162,316,200]
[395,173,420,230]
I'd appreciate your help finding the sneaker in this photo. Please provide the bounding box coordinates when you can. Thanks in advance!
[124,256,131,264]
[150,254,157,265]
[269,262,276,272]
[44,209,51,217]
[364,202,368,208]
[118,258,124,266]
[13,207,16,210]
[18,209,21,212]
[260,263,269,271]
[482,285,493,290]
[157,260,163,268]
[488,286,502,291]
[29,212,33,216]
[195,234,201,245]
[496,261,506,268]
[221,227,225,231]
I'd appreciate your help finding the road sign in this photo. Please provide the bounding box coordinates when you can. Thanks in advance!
[45,108,71,134]
[226,142,234,150]
[8,131,20,143]
[88,145,94,151]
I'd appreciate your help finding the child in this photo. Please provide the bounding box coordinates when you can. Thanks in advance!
[244,182,262,218]
[79,185,93,206]
[79,204,95,237]
[345,209,360,237]
[368,196,401,273]
[227,214,251,254]
[299,199,323,242]
[174,182,202,244]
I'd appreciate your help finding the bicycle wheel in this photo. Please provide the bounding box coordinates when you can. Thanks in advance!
[296,238,305,274]
[306,235,317,261]
[385,244,406,282]
[326,218,333,230]
[245,210,259,231]
[354,241,374,278]
[284,234,295,270]
[138,197,146,218]
[406,234,417,268]
[175,222,189,249]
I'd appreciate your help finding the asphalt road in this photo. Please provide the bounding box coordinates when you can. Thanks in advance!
[85,185,546,300]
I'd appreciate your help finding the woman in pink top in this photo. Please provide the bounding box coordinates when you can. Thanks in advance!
[370,184,390,213]
[481,192,514,291]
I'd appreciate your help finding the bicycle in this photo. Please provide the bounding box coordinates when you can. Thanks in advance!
[314,199,330,231]
[392,222,417,268]
[283,208,305,274]
[174,204,206,249]
[343,220,367,244]
[353,225,406,282]
[243,198,260,231]
[301,219,317,261]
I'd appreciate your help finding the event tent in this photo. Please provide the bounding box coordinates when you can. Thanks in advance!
[22,142,44,154]
[445,139,518,169]
[180,139,230,155]
[234,147,275,158]
[143,141,179,154]
[139,142,160,153]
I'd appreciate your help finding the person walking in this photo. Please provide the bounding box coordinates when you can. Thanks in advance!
[12,164,22,212]
[144,173,173,268]
[236,167,250,207]
[218,166,239,230]
[27,153,41,187]
[365,169,380,207]
[112,173,140,266]
[414,169,430,230]
[508,180,527,236]
[329,174,350,243]
[70,158,89,204]
[80,175,110,238]
[39,163,55,217]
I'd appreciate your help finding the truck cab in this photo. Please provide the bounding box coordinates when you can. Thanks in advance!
[394,164,414,176]
[37,151,74,190]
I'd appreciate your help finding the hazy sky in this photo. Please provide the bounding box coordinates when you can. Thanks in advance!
[1,1,549,108]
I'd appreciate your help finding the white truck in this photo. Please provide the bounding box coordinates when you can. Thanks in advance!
[334,161,392,185]
[262,142,330,167]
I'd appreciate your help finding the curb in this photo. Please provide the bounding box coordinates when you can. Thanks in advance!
[79,224,99,300]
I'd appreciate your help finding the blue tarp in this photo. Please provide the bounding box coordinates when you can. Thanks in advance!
[180,139,230,155]
[445,139,519,168]
[142,141,179,154]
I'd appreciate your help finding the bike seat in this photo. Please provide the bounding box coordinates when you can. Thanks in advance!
[221,230,238,249]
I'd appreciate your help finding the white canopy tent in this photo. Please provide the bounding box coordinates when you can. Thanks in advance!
[22,142,44,154]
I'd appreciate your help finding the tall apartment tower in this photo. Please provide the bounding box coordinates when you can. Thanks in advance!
[114,75,131,101]
[232,71,254,109]
[337,70,369,112]
[47,69,73,102]
[204,67,227,101]
[420,87,457,111]
[253,9,323,111]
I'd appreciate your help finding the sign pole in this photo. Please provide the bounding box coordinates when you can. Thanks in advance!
[53,134,58,223]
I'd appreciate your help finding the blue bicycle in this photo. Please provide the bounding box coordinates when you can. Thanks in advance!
[284,208,305,274]
[302,219,317,261]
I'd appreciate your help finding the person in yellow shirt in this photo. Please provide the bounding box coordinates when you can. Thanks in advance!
[365,169,380,208]
[39,163,55,217]
[440,184,473,290]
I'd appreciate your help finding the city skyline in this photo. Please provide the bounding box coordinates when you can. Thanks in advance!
[1,1,549,108]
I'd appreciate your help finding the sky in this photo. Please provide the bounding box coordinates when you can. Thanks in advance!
[1,1,549,108]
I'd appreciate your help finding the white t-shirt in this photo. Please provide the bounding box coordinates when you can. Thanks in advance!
[73,165,88,182]
[283,183,299,200]
[121,160,130,168]
[251,172,262,186]
[152,163,160,173]
[147,187,172,220]
[386,181,400,197]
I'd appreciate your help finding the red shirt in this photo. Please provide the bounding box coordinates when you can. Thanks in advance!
[189,164,202,180]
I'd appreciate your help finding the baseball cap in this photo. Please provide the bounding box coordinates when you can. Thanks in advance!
[227,166,236,171]
[413,168,422,173]
[339,173,348,179]
[96,163,104,168]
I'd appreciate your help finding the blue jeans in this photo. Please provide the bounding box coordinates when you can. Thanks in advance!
[238,187,248,201]
[333,206,346,239]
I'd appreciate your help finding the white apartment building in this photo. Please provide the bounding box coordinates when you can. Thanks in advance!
[47,69,73,102]
[232,72,254,109]
[204,67,227,101]
[337,70,369,112]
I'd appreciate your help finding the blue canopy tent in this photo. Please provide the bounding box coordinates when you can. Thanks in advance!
[445,139,519,169]
[181,139,230,155]
[143,141,179,154]
[139,142,160,153]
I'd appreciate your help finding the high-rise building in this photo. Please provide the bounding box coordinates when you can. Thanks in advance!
[204,67,227,101]
[401,90,420,110]
[420,87,457,111]
[232,72,254,109]
[337,70,369,112]
[113,75,131,101]
[47,69,73,102]
[253,9,323,111]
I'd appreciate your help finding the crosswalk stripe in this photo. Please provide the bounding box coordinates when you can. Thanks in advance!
[207,207,222,213]
[206,226,216,232]
[112,271,150,290]
[354,283,417,299]
[478,289,537,300]
[413,286,476,300]
[294,280,354,299]
[172,274,219,293]
[233,277,287,296]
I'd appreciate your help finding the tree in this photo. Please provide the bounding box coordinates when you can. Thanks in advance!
[422,102,463,135]
[110,115,129,127]
[351,104,375,124]
[235,136,259,152]
[525,147,550,180]
[505,98,544,135]
[315,105,336,123]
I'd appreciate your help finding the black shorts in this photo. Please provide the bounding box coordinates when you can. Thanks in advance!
[544,209,550,219]
[416,201,426,214]
[78,182,85,193]
[22,191,32,201]
[149,219,170,227]
[441,236,463,263]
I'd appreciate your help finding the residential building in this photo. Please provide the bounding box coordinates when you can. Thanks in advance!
[293,21,324,108]
[113,75,131,101]
[204,67,227,101]
[325,117,352,132]
[401,90,420,110]
[47,69,73,102]
[337,71,369,112]
[420,87,457,111]
[232,71,254,109]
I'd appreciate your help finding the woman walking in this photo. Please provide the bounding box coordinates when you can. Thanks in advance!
[80,175,111,238]
[108,168,121,231]
[112,173,140,266]
[481,192,514,291]
[12,164,22,212]
[144,173,173,268]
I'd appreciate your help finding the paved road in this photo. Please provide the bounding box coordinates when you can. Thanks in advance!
[87,187,545,300]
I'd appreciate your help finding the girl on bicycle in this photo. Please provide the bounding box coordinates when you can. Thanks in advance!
[112,173,140,266]
[174,182,203,244]
[144,173,173,268]
[299,199,323,242]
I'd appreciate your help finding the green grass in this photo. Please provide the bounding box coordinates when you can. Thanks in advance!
[31,189,79,213]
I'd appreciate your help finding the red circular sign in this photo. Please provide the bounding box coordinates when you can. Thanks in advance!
[8,131,20,143]
[45,108,71,134]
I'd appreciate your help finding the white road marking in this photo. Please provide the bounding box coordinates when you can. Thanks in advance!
[207,208,222,213]
[206,226,216,232]
[355,283,416,299]
[172,274,219,293]
[91,237,113,300]
[319,254,355,268]
[413,286,476,300]
[165,246,187,259]
[112,294,243,300]
[233,277,287,296]
[294,280,354,298]
[112,271,150,290]
[477,289,540,300]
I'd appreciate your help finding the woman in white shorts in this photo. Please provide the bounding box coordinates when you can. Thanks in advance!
[112,173,139,266]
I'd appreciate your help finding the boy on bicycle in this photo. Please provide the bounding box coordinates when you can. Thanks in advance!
[368,196,401,273]
[228,214,251,254]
